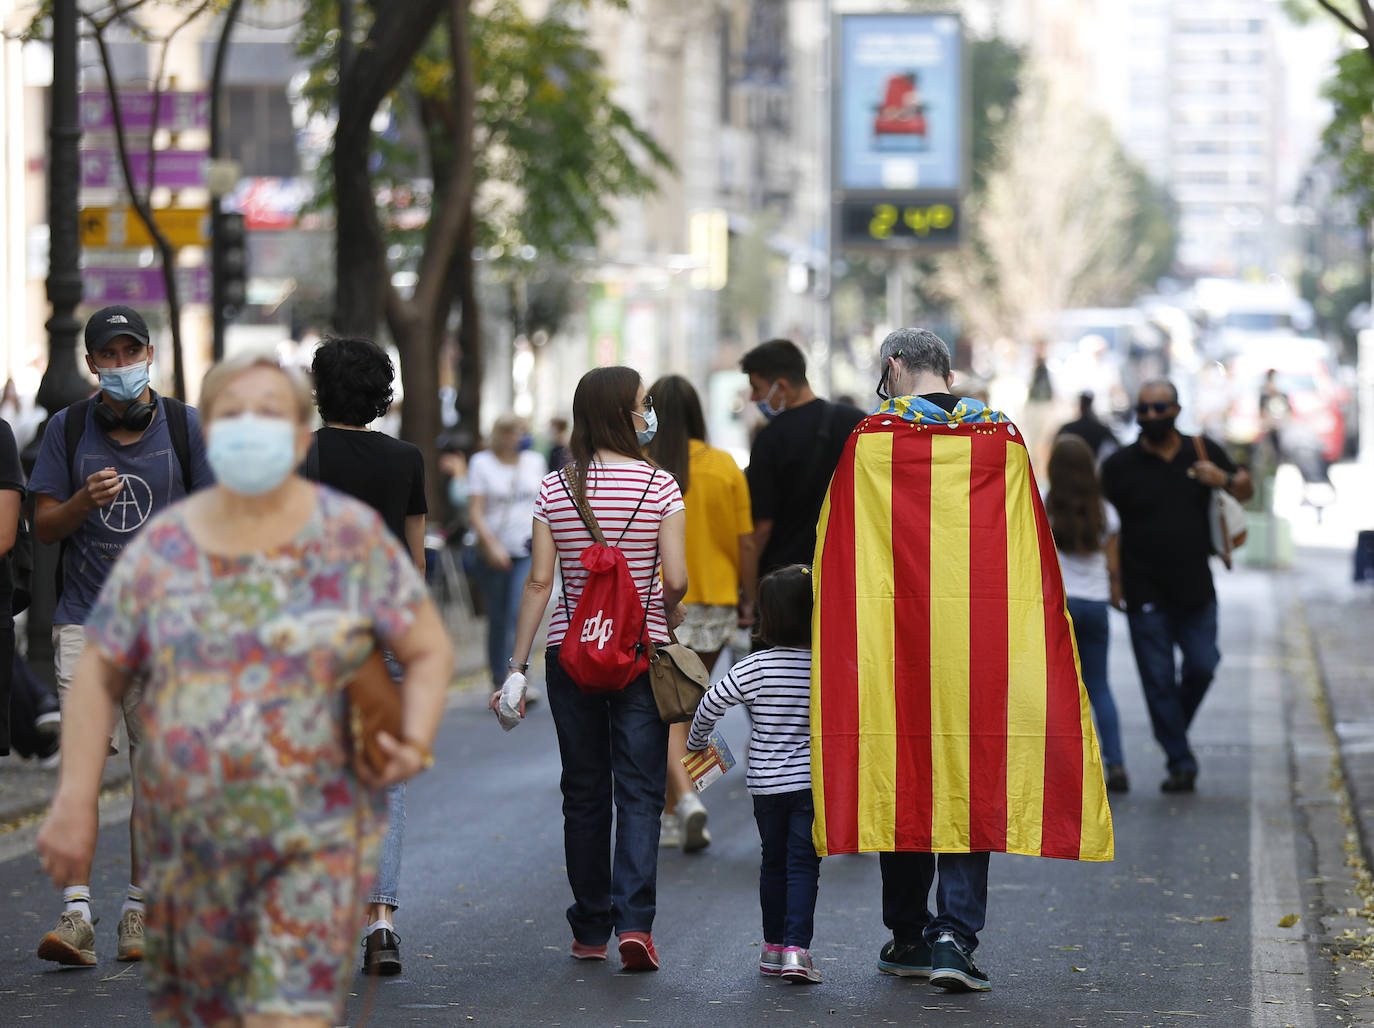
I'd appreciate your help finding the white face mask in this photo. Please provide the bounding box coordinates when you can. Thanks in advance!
[632,406,658,446]
[756,382,785,420]
[207,415,298,495]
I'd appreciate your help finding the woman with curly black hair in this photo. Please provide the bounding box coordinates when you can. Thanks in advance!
[306,335,429,977]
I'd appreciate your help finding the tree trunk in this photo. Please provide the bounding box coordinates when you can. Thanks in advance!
[453,209,482,441]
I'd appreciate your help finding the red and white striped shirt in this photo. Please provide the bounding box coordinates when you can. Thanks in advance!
[535,460,685,647]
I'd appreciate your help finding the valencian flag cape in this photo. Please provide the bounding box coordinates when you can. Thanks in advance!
[811,395,1114,861]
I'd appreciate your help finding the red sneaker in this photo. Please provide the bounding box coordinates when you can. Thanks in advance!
[571,940,607,961]
[617,931,659,971]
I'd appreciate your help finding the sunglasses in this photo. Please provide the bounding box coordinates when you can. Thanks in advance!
[1135,401,1173,417]
[875,350,904,401]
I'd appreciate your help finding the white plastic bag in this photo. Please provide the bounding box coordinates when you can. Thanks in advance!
[497,671,527,731]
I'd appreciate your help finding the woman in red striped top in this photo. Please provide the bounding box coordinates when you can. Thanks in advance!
[496,366,687,971]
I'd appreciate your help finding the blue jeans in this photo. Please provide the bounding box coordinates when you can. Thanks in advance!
[369,654,407,909]
[880,851,990,954]
[753,789,822,948]
[545,647,668,944]
[1126,601,1220,775]
[1067,598,1124,768]
[472,554,532,686]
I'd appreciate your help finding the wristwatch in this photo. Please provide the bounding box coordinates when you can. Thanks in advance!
[507,657,530,672]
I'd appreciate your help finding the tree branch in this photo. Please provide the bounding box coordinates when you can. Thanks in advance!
[1314,0,1370,40]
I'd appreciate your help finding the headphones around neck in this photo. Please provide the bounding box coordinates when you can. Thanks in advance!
[93,391,156,433]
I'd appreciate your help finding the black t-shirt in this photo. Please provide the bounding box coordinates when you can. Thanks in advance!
[0,418,23,606]
[312,427,427,547]
[747,398,865,576]
[1100,435,1238,611]
[1058,415,1116,458]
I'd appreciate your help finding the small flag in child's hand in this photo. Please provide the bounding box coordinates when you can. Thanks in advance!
[681,731,735,793]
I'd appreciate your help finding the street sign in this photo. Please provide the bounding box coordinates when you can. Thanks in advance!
[79,207,210,249]
[80,149,208,191]
[83,265,211,306]
[79,91,210,134]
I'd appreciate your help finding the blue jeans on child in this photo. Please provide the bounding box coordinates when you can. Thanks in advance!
[1066,597,1124,768]
[880,851,990,954]
[753,789,822,948]
[472,554,532,686]
[545,648,668,944]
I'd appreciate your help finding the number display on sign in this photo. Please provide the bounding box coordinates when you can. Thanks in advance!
[868,203,955,240]
[838,197,960,249]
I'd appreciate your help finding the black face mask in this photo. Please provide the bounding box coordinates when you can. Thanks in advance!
[1138,415,1176,443]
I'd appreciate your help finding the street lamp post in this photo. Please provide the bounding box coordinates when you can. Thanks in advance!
[37,0,89,416]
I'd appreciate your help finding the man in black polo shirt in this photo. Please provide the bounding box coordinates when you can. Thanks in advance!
[741,339,864,582]
[1101,380,1253,793]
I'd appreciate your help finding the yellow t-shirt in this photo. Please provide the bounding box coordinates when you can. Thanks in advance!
[683,440,754,606]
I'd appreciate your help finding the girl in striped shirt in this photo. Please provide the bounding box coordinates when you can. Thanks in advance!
[685,564,822,984]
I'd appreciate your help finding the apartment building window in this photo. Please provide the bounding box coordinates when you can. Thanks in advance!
[225,85,298,177]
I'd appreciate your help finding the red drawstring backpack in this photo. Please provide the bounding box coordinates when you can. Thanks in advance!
[557,469,657,694]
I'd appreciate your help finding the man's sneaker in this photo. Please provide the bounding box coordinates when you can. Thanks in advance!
[876,937,932,977]
[660,813,682,848]
[677,792,711,853]
[116,909,144,962]
[780,946,822,983]
[361,926,402,976]
[617,931,659,971]
[929,934,991,992]
[37,910,96,966]
[571,939,607,961]
[759,942,785,975]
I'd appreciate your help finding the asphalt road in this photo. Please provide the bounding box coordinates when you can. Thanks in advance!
[0,563,1361,1027]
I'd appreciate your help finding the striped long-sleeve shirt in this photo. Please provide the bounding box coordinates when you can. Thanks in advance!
[686,647,812,795]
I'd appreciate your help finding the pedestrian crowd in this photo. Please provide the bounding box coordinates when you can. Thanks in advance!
[2,305,1252,1026]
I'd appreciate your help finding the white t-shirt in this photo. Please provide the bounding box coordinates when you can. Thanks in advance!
[468,449,547,556]
[533,460,684,646]
[1055,500,1121,603]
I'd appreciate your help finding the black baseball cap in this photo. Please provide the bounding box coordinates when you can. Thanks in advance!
[84,305,150,353]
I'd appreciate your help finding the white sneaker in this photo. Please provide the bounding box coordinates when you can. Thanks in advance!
[676,792,711,853]
[659,813,682,848]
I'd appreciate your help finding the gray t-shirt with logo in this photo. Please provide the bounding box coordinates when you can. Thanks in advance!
[29,400,213,625]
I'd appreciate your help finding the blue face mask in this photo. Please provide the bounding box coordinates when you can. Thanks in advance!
[207,415,298,496]
[98,361,150,404]
[633,407,658,446]
[756,382,785,420]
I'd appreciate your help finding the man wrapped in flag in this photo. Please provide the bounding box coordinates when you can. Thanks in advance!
[811,329,1114,992]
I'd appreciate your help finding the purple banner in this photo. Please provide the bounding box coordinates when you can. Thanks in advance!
[79,92,210,134]
[80,150,207,191]
[83,265,211,306]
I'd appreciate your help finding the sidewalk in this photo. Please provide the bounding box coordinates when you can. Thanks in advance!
[0,599,489,830]
[1297,544,1374,869]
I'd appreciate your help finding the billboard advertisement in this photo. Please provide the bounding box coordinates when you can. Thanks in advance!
[835,13,964,195]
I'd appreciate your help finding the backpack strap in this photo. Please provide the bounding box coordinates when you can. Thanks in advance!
[159,394,194,493]
[64,397,94,494]
[556,466,658,626]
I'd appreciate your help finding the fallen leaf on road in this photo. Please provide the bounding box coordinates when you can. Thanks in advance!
[1072,965,1086,972]
[1278,914,1300,928]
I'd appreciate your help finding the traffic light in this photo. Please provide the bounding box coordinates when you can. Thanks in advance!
[213,209,247,320]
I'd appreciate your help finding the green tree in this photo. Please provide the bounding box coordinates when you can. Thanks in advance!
[297,0,669,480]
[1319,50,1374,225]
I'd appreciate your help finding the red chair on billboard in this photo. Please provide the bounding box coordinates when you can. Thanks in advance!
[873,72,927,145]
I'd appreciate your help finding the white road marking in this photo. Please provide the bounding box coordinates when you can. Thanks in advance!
[1249,605,1315,1027]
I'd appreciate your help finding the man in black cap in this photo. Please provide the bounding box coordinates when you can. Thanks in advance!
[27,305,214,967]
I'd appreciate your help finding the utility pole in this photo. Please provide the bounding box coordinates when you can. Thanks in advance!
[37,0,88,416]
[209,0,245,360]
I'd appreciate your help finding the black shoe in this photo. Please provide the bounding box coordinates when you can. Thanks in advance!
[876,937,932,978]
[929,935,991,992]
[362,927,402,976]
[1160,769,1196,793]
[1106,765,1130,793]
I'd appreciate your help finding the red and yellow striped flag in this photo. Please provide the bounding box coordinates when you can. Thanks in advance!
[811,414,1114,861]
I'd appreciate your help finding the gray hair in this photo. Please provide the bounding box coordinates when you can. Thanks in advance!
[879,327,951,381]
